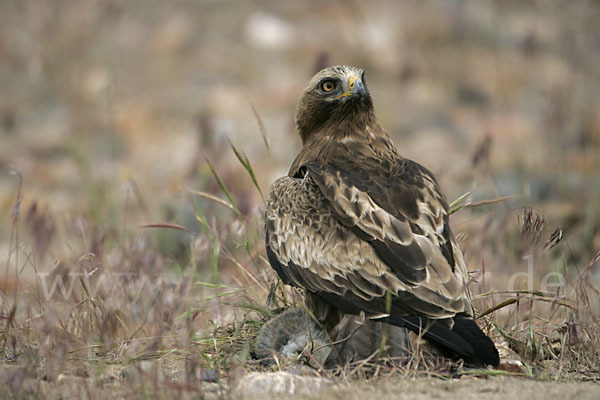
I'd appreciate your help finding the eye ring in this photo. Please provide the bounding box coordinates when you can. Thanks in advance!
[320,80,336,92]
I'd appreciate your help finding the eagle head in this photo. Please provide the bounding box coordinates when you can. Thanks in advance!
[295,65,375,144]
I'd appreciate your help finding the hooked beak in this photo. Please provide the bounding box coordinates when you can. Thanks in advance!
[336,75,366,99]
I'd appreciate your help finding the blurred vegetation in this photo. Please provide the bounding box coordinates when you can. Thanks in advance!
[1,0,599,397]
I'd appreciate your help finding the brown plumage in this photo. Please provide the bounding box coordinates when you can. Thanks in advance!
[265,65,499,367]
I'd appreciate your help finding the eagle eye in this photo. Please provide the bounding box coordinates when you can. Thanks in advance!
[320,79,336,93]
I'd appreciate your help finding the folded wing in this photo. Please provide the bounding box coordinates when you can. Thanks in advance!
[265,161,498,366]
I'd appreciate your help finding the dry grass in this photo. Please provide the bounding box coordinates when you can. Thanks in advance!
[1,142,599,398]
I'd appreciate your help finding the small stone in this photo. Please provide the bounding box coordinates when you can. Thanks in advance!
[233,371,334,398]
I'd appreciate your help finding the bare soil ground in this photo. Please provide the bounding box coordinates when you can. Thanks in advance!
[286,377,600,400]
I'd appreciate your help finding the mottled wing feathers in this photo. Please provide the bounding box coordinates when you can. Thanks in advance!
[303,163,429,286]
[265,176,400,300]
[264,159,499,366]
[302,162,468,300]
[266,236,485,362]
[265,164,471,318]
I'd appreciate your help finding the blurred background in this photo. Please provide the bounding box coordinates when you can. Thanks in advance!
[1,0,599,300]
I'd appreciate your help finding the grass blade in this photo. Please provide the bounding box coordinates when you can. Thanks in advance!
[205,157,241,217]
[478,298,518,318]
[192,201,220,282]
[189,190,236,212]
[475,289,563,298]
[225,301,273,318]
[451,192,516,215]
[229,140,264,202]
[250,102,270,152]
[140,223,195,234]
[449,190,472,214]
[464,195,517,209]
[195,281,230,289]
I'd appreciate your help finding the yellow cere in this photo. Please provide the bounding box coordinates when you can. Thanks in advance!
[348,75,358,90]
[335,74,359,98]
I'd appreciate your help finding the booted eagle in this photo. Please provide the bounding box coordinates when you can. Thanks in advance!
[265,65,499,367]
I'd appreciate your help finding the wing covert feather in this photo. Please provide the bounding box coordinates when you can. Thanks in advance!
[265,171,470,318]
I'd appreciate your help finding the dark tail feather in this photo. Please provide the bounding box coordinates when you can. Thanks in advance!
[384,313,499,367]
[451,313,499,367]
[384,315,476,360]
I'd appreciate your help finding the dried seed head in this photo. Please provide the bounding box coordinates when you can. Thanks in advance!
[519,208,545,245]
[543,228,563,250]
